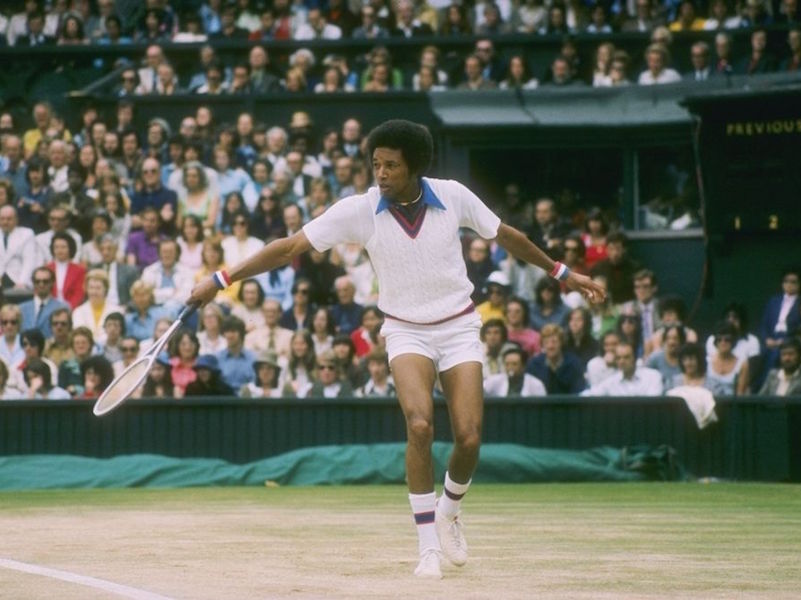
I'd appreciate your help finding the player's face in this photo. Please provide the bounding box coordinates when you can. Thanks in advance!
[372,147,415,201]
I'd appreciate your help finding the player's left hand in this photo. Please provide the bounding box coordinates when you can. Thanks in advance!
[565,271,607,304]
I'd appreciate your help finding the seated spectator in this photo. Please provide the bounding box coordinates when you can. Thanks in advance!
[616,309,644,361]
[705,302,761,362]
[296,8,343,40]
[358,349,395,397]
[23,358,70,400]
[477,272,510,324]
[528,197,573,253]
[539,3,571,34]
[114,337,140,377]
[47,232,86,310]
[185,354,234,397]
[280,279,314,332]
[217,316,255,390]
[505,296,541,358]
[131,157,177,230]
[35,206,83,265]
[622,0,664,32]
[586,331,620,387]
[79,355,115,400]
[465,238,496,304]
[125,281,166,342]
[283,330,317,397]
[177,161,219,234]
[44,308,74,368]
[197,303,227,356]
[704,0,742,29]
[685,41,713,82]
[565,307,600,368]
[485,346,546,397]
[138,352,174,398]
[441,3,473,35]
[19,267,69,338]
[584,341,663,396]
[353,4,389,39]
[232,279,267,333]
[332,334,365,389]
[140,239,194,313]
[331,275,364,335]
[349,306,384,358]
[588,276,618,339]
[1,205,37,291]
[644,295,698,356]
[481,319,509,378]
[560,235,589,288]
[758,338,801,397]
[581,209,609,270]
[637,44,681,85]
[140,318,171,357]
[72,269,123,346]
[310,307,336,356]
[646,324,685,390]
[168,329,199,396]
[736,28,777,75]
[57,327,95,397]
[542,56,582,87]
[526,324,585,394]
[531,278,570,332]
[248,46,282,93]
[307,349,354,398]
[18,156,52,232]
[16,9,55,47]
[670,342,715,391]
[780,27,801,71]
[591,232,640,305]
[707,322,750,396]
[222,210,264,267]
[240,350,286,398]
[90,234,138,307]
[758,266,800,370]
[210,2,249,40]
[669,0,706,31]
[176,215,204,271]
[592,42,615,87]
[196,240,240,307]
[16,328,57,386]
[458,54,497,90]
[245,299,294,358]
[624,269,661,345]
[126,207,165,270]
[100,312,125,364]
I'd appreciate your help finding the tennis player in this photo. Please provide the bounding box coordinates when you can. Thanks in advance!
[189,120,605,578]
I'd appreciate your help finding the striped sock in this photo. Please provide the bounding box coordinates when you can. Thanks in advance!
[439,472,471,520]
[409,491,440,555]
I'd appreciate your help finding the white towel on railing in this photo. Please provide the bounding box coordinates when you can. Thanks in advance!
[667,386,718,429]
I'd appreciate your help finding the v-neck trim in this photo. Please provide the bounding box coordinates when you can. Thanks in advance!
[388,203,427,239]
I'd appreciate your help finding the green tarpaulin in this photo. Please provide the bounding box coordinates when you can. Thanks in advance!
[0,443,685,490]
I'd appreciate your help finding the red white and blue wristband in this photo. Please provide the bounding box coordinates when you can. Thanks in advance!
[212,269,232,290]
[549,261,570,282]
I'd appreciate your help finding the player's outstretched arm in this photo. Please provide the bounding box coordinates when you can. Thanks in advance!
[494,223,606,304]
[188,231,313,306]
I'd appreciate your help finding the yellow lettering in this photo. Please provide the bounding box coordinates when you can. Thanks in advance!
[783,120,794,133]
[726,123,735,135]
[754,122,765,134]
[735,123,744,135]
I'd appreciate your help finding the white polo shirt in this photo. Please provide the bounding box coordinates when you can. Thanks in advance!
[303,177,501,324]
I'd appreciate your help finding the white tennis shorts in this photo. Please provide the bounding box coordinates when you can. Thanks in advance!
[380,312,484,372]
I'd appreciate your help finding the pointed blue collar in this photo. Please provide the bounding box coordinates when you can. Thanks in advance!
[375,178,446,214]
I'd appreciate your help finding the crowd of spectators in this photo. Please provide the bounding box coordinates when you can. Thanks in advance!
[0,0,799,94]
[0,0,799,401]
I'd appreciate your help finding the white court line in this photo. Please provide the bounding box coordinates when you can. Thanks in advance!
[0,557,176,600]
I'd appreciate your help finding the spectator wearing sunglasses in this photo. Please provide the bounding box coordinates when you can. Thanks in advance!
[44,308,74,368]
[19,267,69,338]
[307,350,354,398]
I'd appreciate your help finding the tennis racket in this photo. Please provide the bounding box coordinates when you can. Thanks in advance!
[93,303,198,416]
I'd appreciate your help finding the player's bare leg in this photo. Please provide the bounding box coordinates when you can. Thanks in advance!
[436,360,484,566]
[392,353,442,578]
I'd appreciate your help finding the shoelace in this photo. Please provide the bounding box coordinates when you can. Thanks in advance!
[448,518,465,549]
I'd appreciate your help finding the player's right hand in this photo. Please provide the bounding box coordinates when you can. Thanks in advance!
[188,276,219,307]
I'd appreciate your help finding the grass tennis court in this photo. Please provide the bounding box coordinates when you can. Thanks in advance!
[1,483,800,599]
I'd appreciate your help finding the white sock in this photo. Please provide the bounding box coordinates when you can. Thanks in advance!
[409,491,440,555]
[438,471,471,520]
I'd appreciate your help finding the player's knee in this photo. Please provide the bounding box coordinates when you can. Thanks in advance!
[453,427,481,454]
[406,415,434,444]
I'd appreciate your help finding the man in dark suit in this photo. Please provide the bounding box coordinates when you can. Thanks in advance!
[758,338,801,396]
[684,42,714,82]
[19,267,69,339]
[15,10,55,47]
[759,267,800,369]
[737,28,778,75]
[91,234,139,307]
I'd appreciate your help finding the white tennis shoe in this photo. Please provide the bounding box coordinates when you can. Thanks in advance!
[414,549,443,579]
[436,504,468,567]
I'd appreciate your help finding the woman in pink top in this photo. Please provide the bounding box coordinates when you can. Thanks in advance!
[169,329,199,397]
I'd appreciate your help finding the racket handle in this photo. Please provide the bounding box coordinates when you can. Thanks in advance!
[178,302,200,323]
